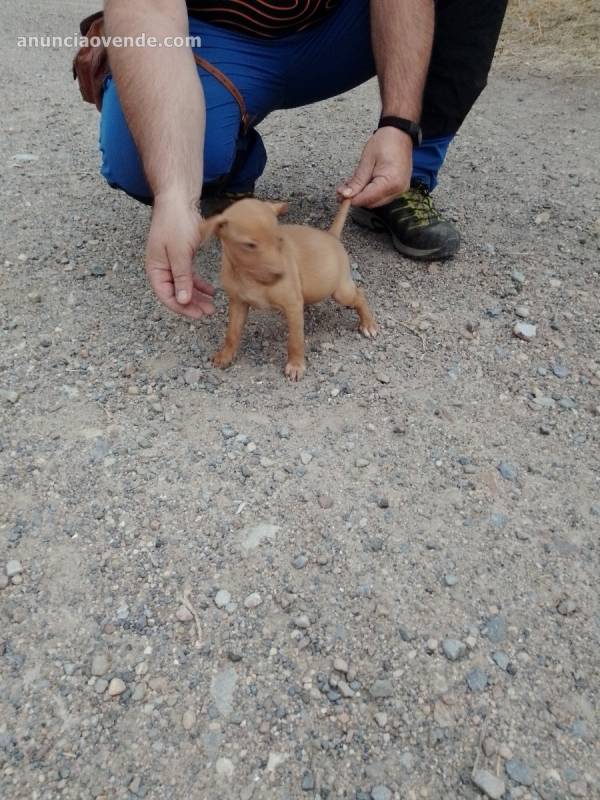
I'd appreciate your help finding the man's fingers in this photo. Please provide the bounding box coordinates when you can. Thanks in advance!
[162,295,206,320]
[192,273,216,296]
[351,176,401,209]
[338,154,375,199]
[191,286,216,314]
[159,287,213,320]
[147,260,213,319]
[168,246,194,305]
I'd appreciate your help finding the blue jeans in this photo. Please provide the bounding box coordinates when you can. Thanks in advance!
[100,0,455,202]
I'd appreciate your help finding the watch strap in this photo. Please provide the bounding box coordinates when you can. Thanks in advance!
[377,115,423,147]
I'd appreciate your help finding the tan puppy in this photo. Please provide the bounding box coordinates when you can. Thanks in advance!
[199,198,377,381]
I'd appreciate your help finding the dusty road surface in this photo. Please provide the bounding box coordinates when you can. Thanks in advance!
[1,2,599,799]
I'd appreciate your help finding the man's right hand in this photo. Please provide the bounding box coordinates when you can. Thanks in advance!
[145,193,215,319]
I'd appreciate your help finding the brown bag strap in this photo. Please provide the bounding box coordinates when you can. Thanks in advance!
[193,54,252,135]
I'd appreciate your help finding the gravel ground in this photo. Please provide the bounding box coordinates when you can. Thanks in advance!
[1,3,600,800]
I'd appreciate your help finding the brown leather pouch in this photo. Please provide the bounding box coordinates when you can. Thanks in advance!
[72,11,252,133]
[72,12,109,111]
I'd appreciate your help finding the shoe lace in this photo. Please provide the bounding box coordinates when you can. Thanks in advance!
[391,182,441,226]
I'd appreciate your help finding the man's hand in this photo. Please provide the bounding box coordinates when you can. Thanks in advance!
[145,194,215,319]
[106,2,209,317]
[337,128,413,208]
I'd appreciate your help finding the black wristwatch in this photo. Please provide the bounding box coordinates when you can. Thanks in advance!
[377,115,423,147]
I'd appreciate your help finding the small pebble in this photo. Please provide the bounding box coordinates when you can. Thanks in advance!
[292,554,308,569]
[369,679,393,699]
[176,605,194,622]
[505,758,534,786]
[6,560,23,578]
[184,368,202,385]
[569,781,588,797]
[442,639,466,661]
[498,744,512,760]
[333,657,349,674]
[557,598,577,616]
[132,683,146,702]
[484,615,507,643]
[215,757,234,778]
[498,462,518,481]
[244,592,262,609]
[472,769,506,799]
[214,590,231,609]
[107,678,126,697]
[301,771,315,791]
[91,654,109,677]
[513,322,536,341]
[182,710,195,731]
[371,786,392,800]
[492,651,510,671]
[552,364,569,379]
[466,667,488,692]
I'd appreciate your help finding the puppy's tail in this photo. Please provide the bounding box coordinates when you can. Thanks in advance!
[329,198,352,240]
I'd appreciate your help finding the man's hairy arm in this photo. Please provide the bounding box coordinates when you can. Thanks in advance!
[339,0,434,207]
[105,0,214,317]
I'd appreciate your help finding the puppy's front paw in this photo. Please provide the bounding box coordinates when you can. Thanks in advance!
[285,361,306,382]
[212,349,234,369]
[359,321,379,338]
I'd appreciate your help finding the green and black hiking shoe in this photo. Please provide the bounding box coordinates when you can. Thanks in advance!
[351,181,460,261]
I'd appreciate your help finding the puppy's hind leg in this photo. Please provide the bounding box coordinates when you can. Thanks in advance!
[333,280,378,338]
[212,299,249,368]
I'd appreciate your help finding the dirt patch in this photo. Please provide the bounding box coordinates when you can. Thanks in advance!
[499,0,600,74]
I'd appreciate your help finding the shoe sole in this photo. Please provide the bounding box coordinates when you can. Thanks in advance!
[351,207,460,261]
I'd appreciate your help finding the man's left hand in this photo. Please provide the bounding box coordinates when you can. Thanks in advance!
[337,127,413,208]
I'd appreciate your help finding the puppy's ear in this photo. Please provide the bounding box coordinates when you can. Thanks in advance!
[198,214,226,245]
[268,201,289,217]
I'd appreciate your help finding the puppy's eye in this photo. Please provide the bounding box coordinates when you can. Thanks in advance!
[243,241,258,250]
